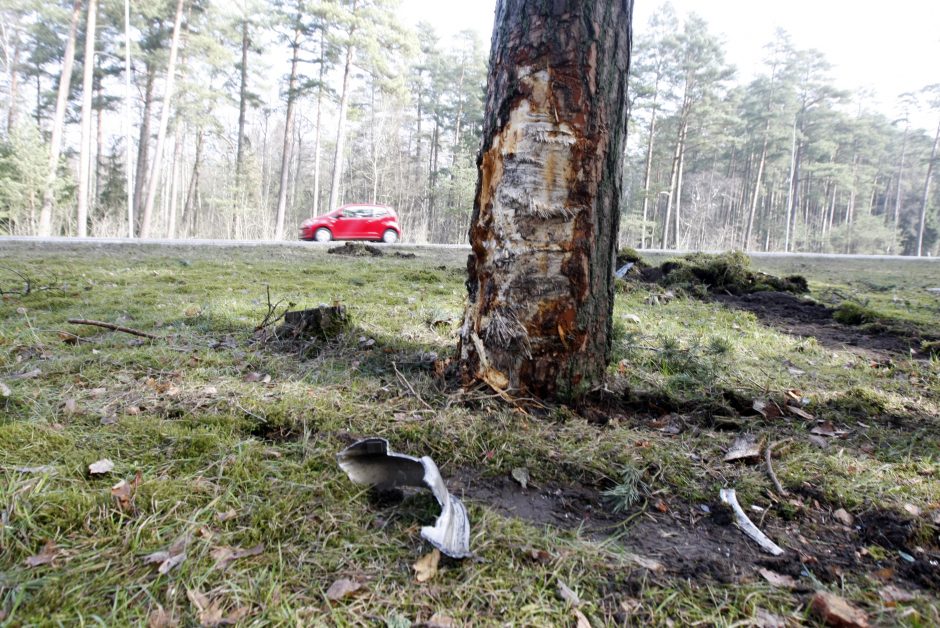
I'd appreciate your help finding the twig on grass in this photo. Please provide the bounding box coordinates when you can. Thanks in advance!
[254,285,295,331]
[392,361,434,412]
[67,319,159,340]
[765,438,792,498]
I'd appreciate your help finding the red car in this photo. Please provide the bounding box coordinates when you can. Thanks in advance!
[300,204,402,243]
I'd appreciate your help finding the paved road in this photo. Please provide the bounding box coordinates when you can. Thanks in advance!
[0,236,936,262]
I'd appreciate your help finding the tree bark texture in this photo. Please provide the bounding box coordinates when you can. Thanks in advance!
[274,25,300,241]
[458,0,633,401]
[917,119,939,256]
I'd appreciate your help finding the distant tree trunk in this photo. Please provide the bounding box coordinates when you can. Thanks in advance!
[783,116,798,252]
[312,34,326,216]
[639,83,659,249]
[140,0,185,239]
[134,62,156,226]
[661,135,681,248]
[6,36,19,133]
[235,18,249,183]
[894,122,909,227]
[38,0,82,237]
[183,128,203,232]
[274,24,301,240]
[459,0,633,401]
[917,119,939,257]
[124,0,133,237]
[168,124,183,238]
[744,127,769,251]
[94,79,104,206]
[76,0,98,237]
[328,3,357,213]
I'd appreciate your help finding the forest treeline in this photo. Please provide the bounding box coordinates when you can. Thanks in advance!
[1,1,938,255]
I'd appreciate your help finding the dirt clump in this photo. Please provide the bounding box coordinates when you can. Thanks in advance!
[328,242,384,257]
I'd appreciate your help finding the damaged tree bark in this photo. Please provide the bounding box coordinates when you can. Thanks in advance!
[459,0,633,400]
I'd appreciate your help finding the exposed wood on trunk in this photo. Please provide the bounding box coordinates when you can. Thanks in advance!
[459,0,633,401]
[76,0,99,238]
[38,0,83,237]
[139,0,185,239]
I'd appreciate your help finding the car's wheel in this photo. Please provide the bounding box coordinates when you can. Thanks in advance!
[382,229,399,244]
[314,228,332,243]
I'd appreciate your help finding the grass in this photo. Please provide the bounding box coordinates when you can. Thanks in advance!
[1,242,939,626]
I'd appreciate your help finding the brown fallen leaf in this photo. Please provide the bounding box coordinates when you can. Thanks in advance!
[753,399,782,419]
[325,578,363,602]
[758,567,797,589]
[879,584,915,606]
[724,435,763,462]
[754,608,787,628]
[210,543,264,570]
[111,471,143,513]
[573,608,591,628]
[811,421,848,437]
[11,368,41,380]
[787,405,815,421]
[557,580,581,607]
[833,508,854,527]
[147,607,179,628]
[187,589,245,627]
[902,503,922,517]
[426,613,456,628]
[413,548,441,583]
[64,398,78,414]
[24,541,59,567]
[143,534,189,575]
[243,372,270,383]
[216,508,238,522]
[810,591,869,628]
[0,381,10,397]
[88,458,115,475]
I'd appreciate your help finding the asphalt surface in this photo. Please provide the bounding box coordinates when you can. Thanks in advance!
[1,236,937,263]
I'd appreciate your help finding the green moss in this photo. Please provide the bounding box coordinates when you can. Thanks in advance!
[658,251,808,295]
[833,301,881,325]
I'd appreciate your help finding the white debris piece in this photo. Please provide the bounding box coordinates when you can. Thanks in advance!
[719,488,784,556]
[337,438,471,559]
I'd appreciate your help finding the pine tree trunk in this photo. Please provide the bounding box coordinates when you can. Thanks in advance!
[312,33,326,217]
[183,128,203,232]
[76,0,98,237]
[328,4,358,214]
[168,124,183,238]
[6,36,19,134]
[274,25,300,240]
[459,0,633,401]
[235,19,249,183]
[38,0,82,237]
[139,0,185,239]
[744,128,769,251]
[134,63,156,226]
[894,123,909,228]
[917,119,939,257]
[639,86,658,249]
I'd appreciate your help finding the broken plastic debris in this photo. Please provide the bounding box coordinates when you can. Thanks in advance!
[615,262,635,279]
[719,488,784,556]
[337,438,471,559]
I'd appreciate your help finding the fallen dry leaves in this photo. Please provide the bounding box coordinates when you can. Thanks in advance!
[88,458,115,475]
[111,471,143,513]
[325,578,363,602]
[557,580,581,606]
[187,589,251,627]
[573,608,591,628]
[879,584,916,606]
[757,568,798,589]
[412,549,440,583]
[210,544,264,570]
[810,590,869,628]
[143,535,189,575]
[24,541,59,568]
[147,607,179,628]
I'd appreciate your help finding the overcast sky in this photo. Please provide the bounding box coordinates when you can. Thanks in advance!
[399,0,939,131]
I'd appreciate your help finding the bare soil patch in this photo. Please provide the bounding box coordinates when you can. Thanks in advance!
[714,291,927,358]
